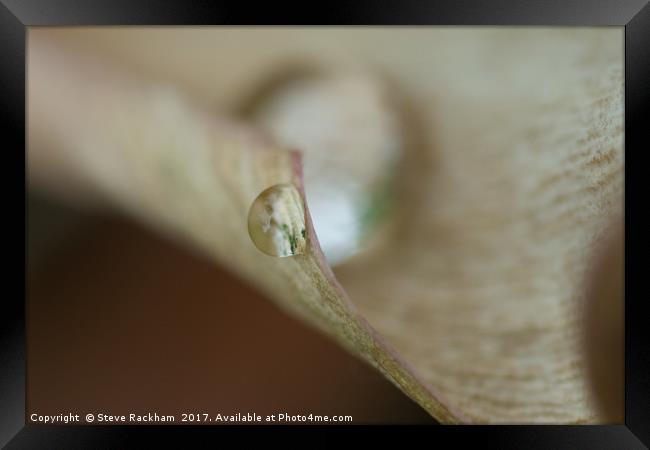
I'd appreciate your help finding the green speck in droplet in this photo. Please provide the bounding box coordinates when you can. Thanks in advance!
[280,223,298,255]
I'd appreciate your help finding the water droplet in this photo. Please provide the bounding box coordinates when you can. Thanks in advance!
[248,183,307,257]
[251,72,402,265]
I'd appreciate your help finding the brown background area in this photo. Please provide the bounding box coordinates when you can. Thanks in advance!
[27,195,433,425]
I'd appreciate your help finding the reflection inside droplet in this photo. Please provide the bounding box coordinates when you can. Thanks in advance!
[248,183,307,257]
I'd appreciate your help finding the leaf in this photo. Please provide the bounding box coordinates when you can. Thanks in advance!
[28,28,623,423]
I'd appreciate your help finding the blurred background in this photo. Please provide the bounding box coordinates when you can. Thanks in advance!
[27,194,433,424]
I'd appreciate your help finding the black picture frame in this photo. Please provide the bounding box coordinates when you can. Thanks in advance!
[4,0,649,447]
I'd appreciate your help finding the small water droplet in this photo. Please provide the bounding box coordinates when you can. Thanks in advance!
[248,183,307,257]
